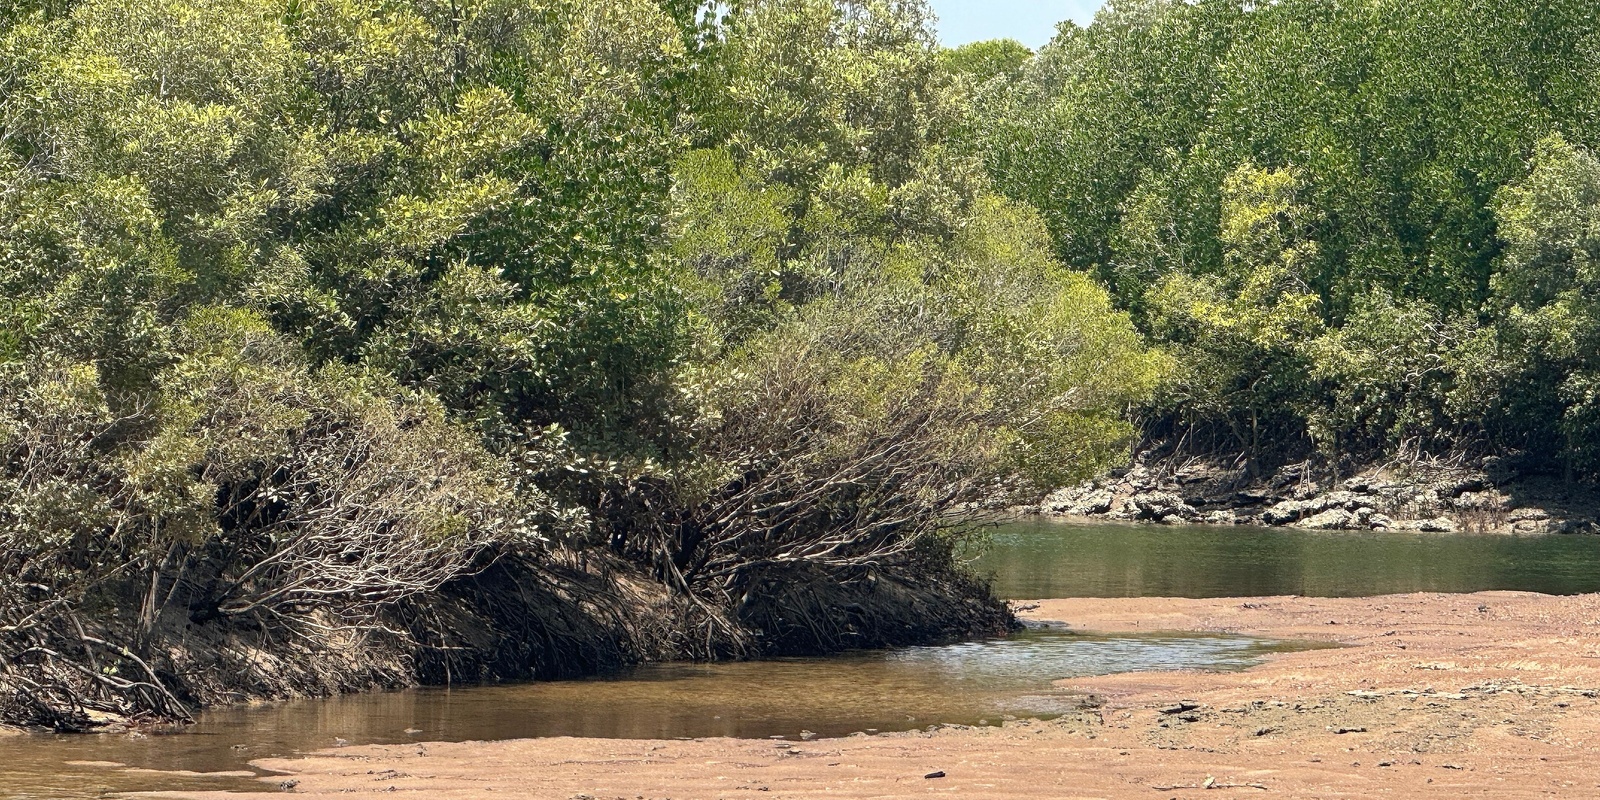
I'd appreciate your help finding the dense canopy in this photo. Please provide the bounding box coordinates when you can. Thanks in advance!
[960,0,1600,472]
[0,0,1158,728]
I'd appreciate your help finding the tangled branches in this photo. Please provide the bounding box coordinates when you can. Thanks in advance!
[685,347,986,590]
[599,333,1000,656]
[0,347,551,729]
[201,403,530,626]
[0,363,193,728]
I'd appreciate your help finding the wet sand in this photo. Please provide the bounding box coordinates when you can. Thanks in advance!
[159,591,1600,799]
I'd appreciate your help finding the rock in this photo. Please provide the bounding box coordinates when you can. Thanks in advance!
[1263,499,1321,525]
[1296,508,1357,530]
[1040,486,1116,516]
[1038,488,1075,514]
[1554,519,1595,535]
[1234,490,1273,505]
[1290,484,1324,501]
[1451,490,1508,512]
[1403,489,1444,517]
[1421,517,1460,533]
[1074,489,1115,515]
[1509,508,1550,523]
[1202,510,1238,526]
[1039,485,1086,514]
[1368,513,1395,530]
[1396,517,1459,533]
[1110,498,1142,520]
[1128,491,1195,521]
[1321,491,1363,510]
[924,771,946,779]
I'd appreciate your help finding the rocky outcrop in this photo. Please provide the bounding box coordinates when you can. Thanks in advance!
[1031,453,1598,535]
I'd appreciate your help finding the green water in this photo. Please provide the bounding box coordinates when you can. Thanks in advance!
[974,518,1600,599]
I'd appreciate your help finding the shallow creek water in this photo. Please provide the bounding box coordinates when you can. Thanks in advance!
[0,625,1312,798]
[8,519,1600,798]
[976,518,1600,599]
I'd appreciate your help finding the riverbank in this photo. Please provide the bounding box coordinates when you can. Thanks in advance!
[0,555,1011,736]
[155,590,1600,799]
[1031,449,1600,535]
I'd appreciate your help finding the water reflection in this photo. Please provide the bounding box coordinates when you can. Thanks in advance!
[0,626,1312,799]
[973,518,1600,599]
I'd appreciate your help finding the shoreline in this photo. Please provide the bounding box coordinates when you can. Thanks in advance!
[1031,450,1600,535]
[153,590,1600,799]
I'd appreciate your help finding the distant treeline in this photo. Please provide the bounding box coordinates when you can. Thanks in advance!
[0,0,1159,728]
[957,0,1600,473]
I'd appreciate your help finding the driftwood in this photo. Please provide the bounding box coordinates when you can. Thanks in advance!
[1151,779,1270,791]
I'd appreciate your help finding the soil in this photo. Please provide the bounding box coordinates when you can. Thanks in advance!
[153,591,1600,799]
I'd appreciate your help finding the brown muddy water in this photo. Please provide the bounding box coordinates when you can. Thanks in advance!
[1,625,1323,798]
[14,516,1595,798]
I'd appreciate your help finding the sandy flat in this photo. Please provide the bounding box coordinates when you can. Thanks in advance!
[157,592,1600,799]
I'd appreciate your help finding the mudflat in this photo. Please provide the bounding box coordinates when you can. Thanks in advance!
[161,592,1600,799]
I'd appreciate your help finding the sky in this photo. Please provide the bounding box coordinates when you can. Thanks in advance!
[931,1,1104,50]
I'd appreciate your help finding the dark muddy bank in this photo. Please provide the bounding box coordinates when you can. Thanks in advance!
[1,551,1010,735]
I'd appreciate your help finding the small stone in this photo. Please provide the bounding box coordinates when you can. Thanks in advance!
[924,771,946,779]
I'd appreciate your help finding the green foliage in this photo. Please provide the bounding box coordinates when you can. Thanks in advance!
[965,1,1600,472]
[1307,294,1465,452]
[2,0,1174,725]
[1461,135,1600,471]
[940,38,1031,86]
[1140,163,1324,452]
[3,0,692,453]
